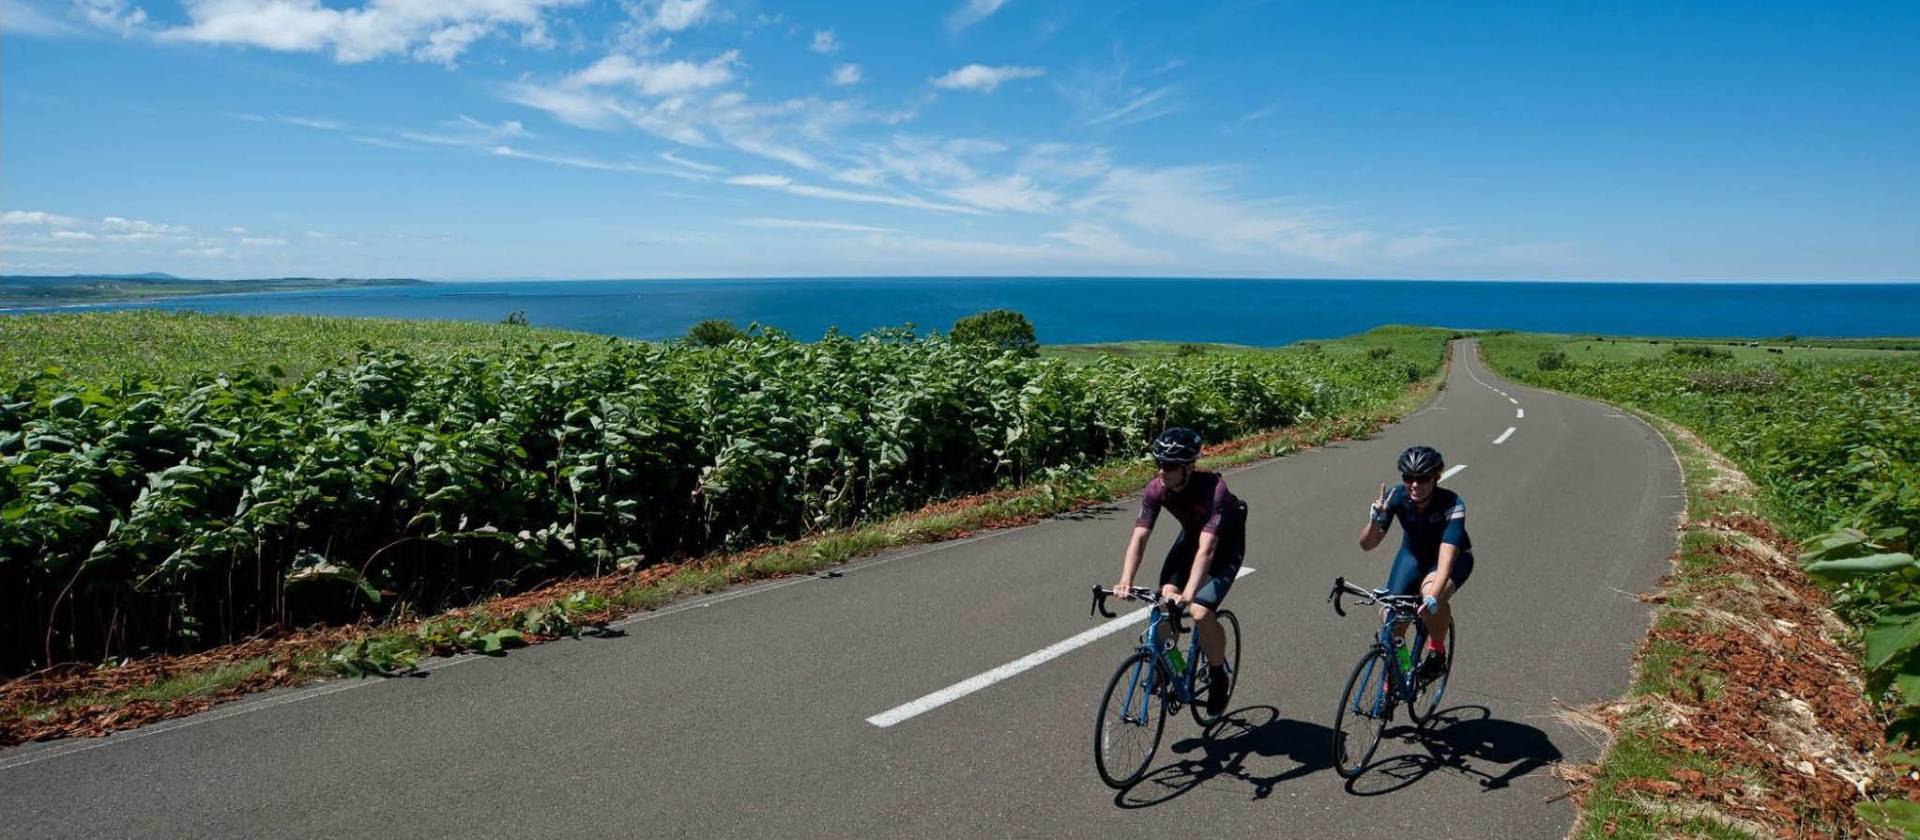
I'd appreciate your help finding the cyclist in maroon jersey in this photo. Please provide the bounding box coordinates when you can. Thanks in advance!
[1114,427,1249,718]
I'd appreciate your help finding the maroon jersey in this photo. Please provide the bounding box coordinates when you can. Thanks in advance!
[1135,471,1240,535]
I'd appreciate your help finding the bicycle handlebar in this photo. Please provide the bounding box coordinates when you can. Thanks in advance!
[1090,586,1189,633]
[1327,576,1422,618]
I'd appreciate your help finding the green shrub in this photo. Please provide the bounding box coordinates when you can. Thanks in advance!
[950,309,1038,357]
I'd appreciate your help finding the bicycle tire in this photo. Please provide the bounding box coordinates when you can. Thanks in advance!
[1331,648,1392,779]
[1409,618,1455,726]
[1094,650,1167,788]
[1189,608,1242,727]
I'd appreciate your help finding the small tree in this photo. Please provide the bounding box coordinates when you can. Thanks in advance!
[951,309,1038,356]
[686,319,746,347]
[501,310,530,326]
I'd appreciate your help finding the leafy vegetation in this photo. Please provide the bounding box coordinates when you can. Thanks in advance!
[685,318,746,347]
[950,308,1038,357]
[1478,332,1920,834]
[1,316,1449,674]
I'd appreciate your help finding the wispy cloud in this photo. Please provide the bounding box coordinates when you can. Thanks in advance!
[278,115,343,131]
[946,0,1010,32]
[1086,85,1179,128]
[725,174,987,215]
[566,50,740,96]
[810,29,838,54]
[155,0,584,66]
[932,64,1044,93]
[739,217,897,234]
[661,150,724,173]
[832,63,862,86]
[2,210,82,226]
[1,0,86,36]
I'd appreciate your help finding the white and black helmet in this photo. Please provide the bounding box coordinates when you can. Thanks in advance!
[1151,427,1203,466]
[1397,445,1445,478]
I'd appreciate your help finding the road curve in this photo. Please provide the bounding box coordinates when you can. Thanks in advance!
[1,340,1683,839]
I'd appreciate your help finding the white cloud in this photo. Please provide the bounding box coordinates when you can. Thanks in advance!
[1,0,86,36]
[51,230,98,240]
[305,230,331,239]
[78,0,146,36]
[810,29,837,53]
[943,174,1056,213]
[831,63,862,86]
[179,246,231,258]
[946,0,1009,32]
[1078,166,1376,262]
[278,114,343,131]
[158,0,585,66]
[725,174,986,215]
[240,237,288,246]
[2,210,82,226]
[103,216,188,235]
[740,217,896,234]
[1086,85,1179,127]
[567,50,740,96]
[931,64,1044,93]
[661,150,723,173]
[649,0,711,32]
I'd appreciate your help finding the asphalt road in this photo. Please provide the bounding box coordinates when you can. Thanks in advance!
[1,340,1684,839]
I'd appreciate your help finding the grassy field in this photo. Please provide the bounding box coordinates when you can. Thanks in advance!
[0,310,603,384]
[1492,332,1919,365]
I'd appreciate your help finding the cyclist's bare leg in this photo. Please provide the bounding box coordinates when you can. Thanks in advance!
[1188,602,1226,666]
[1157,584,1226,666]
[1418,571,1456,645]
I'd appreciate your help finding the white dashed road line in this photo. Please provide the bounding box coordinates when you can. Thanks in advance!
[867,568,1257,728]
[1494,427,1516,445]
[1516,408,1525,418]
[1441,464,1468,481]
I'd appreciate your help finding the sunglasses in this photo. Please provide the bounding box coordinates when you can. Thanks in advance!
[1401,473,1437,483]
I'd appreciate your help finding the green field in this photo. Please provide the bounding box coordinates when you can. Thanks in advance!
[0,310,599,384]
[1,311,1453,675]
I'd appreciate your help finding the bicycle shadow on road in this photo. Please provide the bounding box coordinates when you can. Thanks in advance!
[1343,704,1564,797]
[1114,705,1336,809]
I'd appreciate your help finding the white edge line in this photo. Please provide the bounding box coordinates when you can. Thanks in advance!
[1494,427,1517,445]
[1508,397,1519,405]
[866,567,1257,729]
[1441,464,1468,481]
[1516,408,1525,418]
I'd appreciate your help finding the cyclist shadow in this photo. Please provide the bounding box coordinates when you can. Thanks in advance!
[1114,705,1336,809]
[1344,705,1564,797]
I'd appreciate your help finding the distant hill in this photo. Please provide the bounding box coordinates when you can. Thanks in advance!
[0,275,430,307]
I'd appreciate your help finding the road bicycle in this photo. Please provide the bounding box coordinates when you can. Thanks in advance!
[1325,576,1456,779]
[1087,585,1242,788]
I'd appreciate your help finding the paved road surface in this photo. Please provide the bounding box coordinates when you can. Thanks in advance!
[2,341,1683,838]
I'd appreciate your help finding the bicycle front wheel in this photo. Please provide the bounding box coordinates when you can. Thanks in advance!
[1094,651,1167,788]
[1189,608,1242,727]
[1331,648,1392,779]
[1409,618,1455,727]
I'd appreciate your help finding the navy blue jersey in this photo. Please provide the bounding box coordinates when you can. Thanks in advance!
[1373,485,1470,563]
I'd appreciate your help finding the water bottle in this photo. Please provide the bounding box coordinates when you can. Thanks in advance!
[1165,642,1187,674]
[1395,645,1413,674]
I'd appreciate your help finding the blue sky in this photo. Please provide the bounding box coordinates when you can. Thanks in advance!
[2,0,1916,280]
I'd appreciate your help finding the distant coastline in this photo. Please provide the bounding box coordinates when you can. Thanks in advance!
[0,274,429,307]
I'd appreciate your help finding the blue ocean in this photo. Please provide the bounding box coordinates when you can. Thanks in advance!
[9,278,1920,345]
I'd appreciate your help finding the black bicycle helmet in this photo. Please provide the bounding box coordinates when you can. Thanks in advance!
[1397,445,1444,478]
[1151,427,1203,466]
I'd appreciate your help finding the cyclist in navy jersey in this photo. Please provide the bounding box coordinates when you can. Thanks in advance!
[1358,445,1471,682]
[1115,427,1248,717]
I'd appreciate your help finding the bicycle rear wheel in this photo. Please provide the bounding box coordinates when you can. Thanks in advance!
[1189,608,1242,727]
[1094,651,1167,788]
[1331,648,1392,779]
[1409,618,1455,726]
